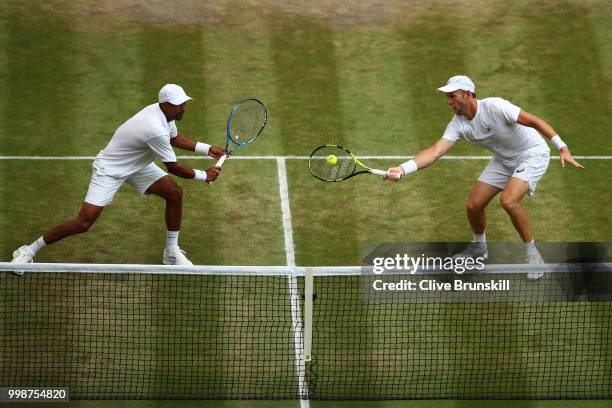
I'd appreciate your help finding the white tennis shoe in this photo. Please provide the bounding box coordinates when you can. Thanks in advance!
[163,247,193,266]
[452,242,489,261]
[525,246,544,281]
[11,245,35,276]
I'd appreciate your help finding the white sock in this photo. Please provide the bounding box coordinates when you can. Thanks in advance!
[27,237,46,255]
[473,233,486,243]
[525,240,536,253]
[166,231,180,251]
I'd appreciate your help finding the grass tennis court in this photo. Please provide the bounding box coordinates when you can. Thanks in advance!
[1,0,611,406]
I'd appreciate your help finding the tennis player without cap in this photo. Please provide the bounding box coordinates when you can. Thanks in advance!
[386,76,584,280]
[11,84,224,272]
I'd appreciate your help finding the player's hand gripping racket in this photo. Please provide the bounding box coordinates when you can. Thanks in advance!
[215,98,267,167]
[308,144,401,182]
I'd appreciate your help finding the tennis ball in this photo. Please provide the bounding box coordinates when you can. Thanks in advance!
[326,155,337,166]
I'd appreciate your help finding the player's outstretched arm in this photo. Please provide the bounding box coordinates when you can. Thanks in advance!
[164,161,221,183]
[517,110,584,169]
[385,138,455,181]
[170,133,225,159]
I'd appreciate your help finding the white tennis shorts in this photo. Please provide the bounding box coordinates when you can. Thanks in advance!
[478,152,550,197]
[84,163,167,206]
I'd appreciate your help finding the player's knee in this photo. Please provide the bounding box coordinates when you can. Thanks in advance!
[167,184,183,202]
[466,199,485,213]
[500,196,519,212]
[74,218,95,233]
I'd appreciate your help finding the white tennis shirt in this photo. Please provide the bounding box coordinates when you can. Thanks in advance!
[442,97,549,166]
[93,104,178,177]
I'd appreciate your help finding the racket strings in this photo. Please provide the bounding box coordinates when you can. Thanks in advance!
[230,100,266,143]
[309,146,355,181]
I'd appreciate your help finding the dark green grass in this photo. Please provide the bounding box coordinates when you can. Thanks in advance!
[1,0,612,406]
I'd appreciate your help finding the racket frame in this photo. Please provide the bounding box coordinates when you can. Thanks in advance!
[308,144,398,182]
[215,98,267,167]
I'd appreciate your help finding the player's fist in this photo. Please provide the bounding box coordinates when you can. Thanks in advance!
[384,167,404,182]
[205,167,221,183]
[208,146,225,160]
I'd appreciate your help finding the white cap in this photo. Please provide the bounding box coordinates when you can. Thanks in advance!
[158,84,192,105]
[437,75,475,93]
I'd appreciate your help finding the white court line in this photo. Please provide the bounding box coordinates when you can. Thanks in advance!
[276,158,310,406]
[277,158,297,266]
[0,155,611,160]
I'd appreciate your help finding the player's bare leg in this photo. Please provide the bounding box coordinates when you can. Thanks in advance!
[10,203,104,275]
[453,181,502,262]
[466,181,502,235]
[500,177,544,279]
[146,175,183,231]
[146,176,192,265]
[43,203,105,244]
[499,178,532,242]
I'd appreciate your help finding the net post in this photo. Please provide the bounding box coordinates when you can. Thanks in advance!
[303,267,314,362]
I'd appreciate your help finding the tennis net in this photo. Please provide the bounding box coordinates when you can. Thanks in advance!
[0,262,611,399]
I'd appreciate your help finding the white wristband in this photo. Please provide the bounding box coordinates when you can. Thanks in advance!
[550,135,567,151]
[193,169,207,181]
[195,142,211,155]
[400,159,418,175]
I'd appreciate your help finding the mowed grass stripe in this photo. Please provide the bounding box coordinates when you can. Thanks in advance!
[201,12,281,156]
[268,12,345,155]
[460,0,536,102]
[0,2,94,252]
[69,17,145,151]
[332,28,413,154]
[0,3,7,149]
[268,12,360,270]
[1,5,80,156]
[520,1,612,155]
[587,1,612,110]
[399,7,469,155]
[178,158,288,266]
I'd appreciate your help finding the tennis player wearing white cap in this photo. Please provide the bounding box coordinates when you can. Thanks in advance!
[386,75,584,280]
[11,84,224,271]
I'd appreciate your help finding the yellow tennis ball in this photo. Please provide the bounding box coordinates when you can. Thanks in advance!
[326,154,337,166]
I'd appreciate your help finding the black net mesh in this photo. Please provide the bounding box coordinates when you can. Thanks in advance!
[1,267,610,399]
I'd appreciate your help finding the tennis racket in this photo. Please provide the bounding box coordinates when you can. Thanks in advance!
[215,98,267,167]
[308,144,401,182]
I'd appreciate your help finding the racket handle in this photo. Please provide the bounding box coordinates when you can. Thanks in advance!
[215,154,228,168]
[371,168,402,180]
